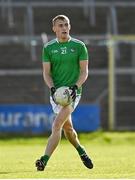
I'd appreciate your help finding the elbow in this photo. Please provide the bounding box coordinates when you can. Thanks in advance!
[85,70,89,80]
[81,70,88,83]
[43,71,46,81]
[43,71,49,82]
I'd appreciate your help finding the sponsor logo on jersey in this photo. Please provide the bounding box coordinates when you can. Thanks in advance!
[51,49,59,54]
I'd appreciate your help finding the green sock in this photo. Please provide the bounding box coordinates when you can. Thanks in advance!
[41,155,50,165]
[76,145,86,156]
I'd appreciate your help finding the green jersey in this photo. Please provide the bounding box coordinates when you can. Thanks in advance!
[42,37,88,90]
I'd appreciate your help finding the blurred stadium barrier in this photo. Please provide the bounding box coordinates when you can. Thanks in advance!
[0,104,100,134]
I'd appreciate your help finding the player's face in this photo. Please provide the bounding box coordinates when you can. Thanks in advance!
[53,19,71,42]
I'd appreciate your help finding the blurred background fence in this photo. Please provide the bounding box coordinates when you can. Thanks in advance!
[0,0,135,133]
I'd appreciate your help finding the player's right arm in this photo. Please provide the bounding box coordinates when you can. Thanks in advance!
[42,44,54,89]
[42,62,54,89]
[43,62,56,101]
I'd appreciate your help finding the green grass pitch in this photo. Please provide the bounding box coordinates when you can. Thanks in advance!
[0,131,135,179]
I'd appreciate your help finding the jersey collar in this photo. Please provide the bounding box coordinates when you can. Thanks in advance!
[56,36,71,43]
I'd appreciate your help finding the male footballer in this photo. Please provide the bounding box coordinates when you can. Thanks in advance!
[35,15,93,171]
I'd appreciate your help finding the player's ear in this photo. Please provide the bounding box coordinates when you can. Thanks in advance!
[69,23,71,30]
[52,26,56,33]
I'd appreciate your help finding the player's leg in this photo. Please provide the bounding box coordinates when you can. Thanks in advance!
[44,105,73,156]
[35,104,73,171]
[62,115,80,148]
[63,117,93,169]
[62,94,82,149]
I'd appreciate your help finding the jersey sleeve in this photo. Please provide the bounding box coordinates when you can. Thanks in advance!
[79,43,89,61]
[42,45,50,62]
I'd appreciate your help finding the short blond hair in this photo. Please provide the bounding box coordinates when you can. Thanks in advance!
[52,15,70,26]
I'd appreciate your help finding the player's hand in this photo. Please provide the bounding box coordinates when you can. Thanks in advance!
[50,87,56,102]
[69,85,78,101]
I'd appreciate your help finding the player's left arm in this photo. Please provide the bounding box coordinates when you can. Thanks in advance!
[69,43,88,100]
[76,60,89,88]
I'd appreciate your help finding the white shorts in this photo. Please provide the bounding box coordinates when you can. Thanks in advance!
[50,95,81,114]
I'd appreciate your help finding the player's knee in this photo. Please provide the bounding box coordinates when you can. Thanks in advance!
[63,126,76,137]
